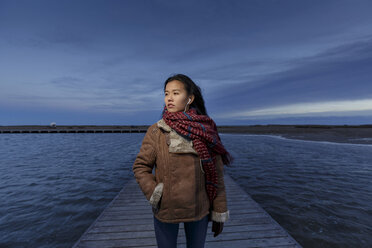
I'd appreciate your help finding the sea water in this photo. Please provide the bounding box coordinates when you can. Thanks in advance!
[0,133,371,248]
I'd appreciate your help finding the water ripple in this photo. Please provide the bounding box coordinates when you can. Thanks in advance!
[221,133,372,248]
[0,133,371,248]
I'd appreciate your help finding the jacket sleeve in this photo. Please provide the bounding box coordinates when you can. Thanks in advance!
[132,126,158,202]
[211,154,230,222]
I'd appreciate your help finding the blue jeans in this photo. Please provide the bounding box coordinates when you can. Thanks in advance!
[153,214,209,248]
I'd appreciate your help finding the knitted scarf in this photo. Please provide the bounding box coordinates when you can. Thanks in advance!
[161,105,233,206]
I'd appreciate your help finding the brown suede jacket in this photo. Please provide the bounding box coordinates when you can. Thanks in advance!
[132,118,230,223]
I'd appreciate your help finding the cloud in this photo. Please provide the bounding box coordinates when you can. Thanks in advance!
[1,0,372,125]
[205,35,372,110]
[217,98,372,120]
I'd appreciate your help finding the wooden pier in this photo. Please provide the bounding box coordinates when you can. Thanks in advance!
[72,173,302,248]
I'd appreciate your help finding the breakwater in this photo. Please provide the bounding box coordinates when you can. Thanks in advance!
[1,124,372,145]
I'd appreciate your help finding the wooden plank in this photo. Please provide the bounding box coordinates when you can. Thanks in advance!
[72,173,303,248]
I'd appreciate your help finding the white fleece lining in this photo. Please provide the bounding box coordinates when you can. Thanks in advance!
[149,183,163,208]
[211,210,230,222]
[157,119,198,155]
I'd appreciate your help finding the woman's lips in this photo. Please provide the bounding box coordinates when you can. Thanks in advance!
[168,105,175,108]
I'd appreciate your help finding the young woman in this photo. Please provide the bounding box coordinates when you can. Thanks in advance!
[132,73,234,248]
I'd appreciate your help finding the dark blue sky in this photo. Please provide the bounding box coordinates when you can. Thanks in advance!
[1,0,372,125]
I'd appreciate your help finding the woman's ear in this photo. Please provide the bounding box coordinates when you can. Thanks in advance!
[189,95,195,104]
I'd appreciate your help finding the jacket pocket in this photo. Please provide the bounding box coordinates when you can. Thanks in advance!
[149,182,164,212]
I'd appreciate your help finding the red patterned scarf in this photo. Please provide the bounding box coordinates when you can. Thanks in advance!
[161,105,233,205]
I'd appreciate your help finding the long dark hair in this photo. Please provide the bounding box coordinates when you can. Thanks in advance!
[160,73,234,167]
[163,73,208,116]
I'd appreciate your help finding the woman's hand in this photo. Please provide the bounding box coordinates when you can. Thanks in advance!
[212,221,224,237]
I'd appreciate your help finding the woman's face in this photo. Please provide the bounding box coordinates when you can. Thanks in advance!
[164,80,193,113]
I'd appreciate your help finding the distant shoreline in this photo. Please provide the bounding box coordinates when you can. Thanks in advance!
[217,125,372,145]
[1,124,372,144]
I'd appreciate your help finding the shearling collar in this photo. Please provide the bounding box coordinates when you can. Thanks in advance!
[157,118,172,132]
[157,119,198,155]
